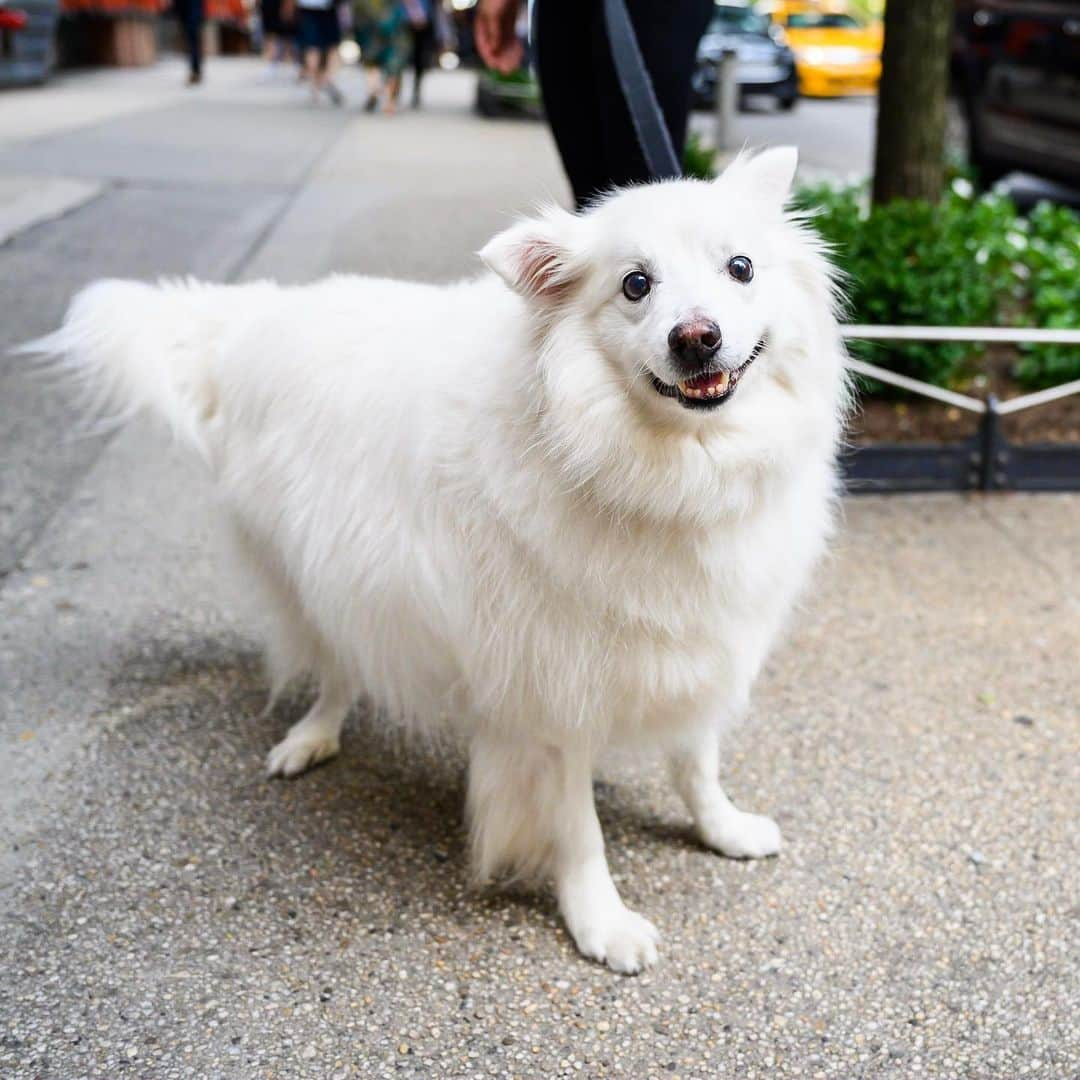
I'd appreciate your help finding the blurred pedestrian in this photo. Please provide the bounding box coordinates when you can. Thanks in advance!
[297,0,345,104]
[402,0,435,108]
[173,0,204,85]
[259,0,298,79]
[354,0,410,114]
[476,0,712,207]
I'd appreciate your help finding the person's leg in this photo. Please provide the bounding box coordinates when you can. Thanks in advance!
[259,32,280,82]
[283,10,297,65]
[188,0,204,81]
[626,0,712,165]
[363,64,381,110]
[535,0,608,207]
[410,27,421,107]
[175,0,202,83]
[304,45,322,99]
[323,43,343,104]
[384,71,401,114]
[411,23,433,107]
[536,0,712,206]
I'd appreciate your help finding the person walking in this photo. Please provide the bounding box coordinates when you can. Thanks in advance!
[259,0,298,79]
[297,0,345,104]
[475,0,712,208]
[173,0,205,85]
[402,0,434,108]
[354,0,410,114]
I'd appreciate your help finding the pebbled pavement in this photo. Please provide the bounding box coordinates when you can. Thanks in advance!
[1,60,1077,1080]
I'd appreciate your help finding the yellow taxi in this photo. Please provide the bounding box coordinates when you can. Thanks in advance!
[759,2,883,97]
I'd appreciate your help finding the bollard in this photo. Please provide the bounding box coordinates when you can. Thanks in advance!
[714,47,738,151]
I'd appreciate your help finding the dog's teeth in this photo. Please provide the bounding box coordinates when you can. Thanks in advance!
[678,371,730,400]
[706,372,730,397]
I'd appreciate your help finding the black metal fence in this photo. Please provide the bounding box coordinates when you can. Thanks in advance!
[839,326,1080,493]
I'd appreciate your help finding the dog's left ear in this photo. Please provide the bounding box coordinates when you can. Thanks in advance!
[720,146,799,208]
[479,207,583,302]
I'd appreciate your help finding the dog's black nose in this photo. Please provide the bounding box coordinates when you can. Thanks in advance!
[668,318,722,367]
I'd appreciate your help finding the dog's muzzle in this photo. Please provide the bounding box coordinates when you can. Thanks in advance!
[651,337,766,410]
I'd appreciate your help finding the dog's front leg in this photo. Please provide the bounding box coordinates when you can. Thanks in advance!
[553,751,661,974]
[467,733,659,974]
[669,724,782,859]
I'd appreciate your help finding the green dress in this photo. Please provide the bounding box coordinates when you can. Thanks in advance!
[353,0,410,76]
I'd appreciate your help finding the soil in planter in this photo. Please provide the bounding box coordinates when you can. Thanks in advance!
[847,344,1080,446]
[849,395,1079,445]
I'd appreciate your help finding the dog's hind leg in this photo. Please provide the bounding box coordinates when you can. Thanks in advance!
[468,733,659,974]
[230,524,319,710]
[668,724,782,860]
[266,660,352,778]
[227,520,353,778]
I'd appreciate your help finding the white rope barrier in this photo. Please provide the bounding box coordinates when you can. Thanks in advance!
[842,325,1080,345]
[844,358,987,413]
[997,379,1080,415]
[841,325,1080,414]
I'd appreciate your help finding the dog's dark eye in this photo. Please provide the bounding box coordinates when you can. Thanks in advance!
[622,271,651,302]
[727,255,753,284]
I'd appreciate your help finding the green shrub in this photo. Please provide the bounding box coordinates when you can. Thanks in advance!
[791,180,1080,392]
[682,133,718,182]
[1012,201,1080,389]
[791,181,1020,388]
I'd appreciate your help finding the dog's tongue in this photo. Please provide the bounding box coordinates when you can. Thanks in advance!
[684,370,729,392]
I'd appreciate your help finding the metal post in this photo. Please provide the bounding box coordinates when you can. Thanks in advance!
[714,48,738,152]
[978,393,1002,491]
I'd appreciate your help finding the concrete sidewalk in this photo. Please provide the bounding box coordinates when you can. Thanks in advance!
[1,60,1077,1080]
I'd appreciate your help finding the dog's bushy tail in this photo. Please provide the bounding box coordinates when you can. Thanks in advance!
[18,278,228,461]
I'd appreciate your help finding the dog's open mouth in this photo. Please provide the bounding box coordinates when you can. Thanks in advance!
[651,338,766,410]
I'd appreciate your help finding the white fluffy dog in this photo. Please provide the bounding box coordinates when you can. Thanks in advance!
[32,147,847,973]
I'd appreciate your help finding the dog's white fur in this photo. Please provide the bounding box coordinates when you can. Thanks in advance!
[30,148,847,973]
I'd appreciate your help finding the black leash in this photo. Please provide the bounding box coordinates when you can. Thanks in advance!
[601,0,682,180]
[529,0,682,182]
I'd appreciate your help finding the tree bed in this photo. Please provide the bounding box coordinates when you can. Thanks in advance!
[848,345,1079,446]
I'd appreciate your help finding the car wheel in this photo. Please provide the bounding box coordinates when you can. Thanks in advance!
[964,93,1008,188]
[779,92,797,112]
[690,65,715,112]
[972,150,1008,189]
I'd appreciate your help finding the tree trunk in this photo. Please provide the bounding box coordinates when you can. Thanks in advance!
[872,0,954,205]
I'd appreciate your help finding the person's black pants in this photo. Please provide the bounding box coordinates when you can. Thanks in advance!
[411,22,436,105]
[175,0,204,78]
[535,0,712,207]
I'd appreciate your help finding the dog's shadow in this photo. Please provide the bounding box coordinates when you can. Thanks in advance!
[90,627,765,966]
[97,635,569,936]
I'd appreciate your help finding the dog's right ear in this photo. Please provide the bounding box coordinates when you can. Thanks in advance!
[718,146,799,210]
[479,207,583,302]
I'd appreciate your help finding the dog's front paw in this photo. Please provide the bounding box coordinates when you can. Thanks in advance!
[266,731,340,778]
[568,907,660,974]
[700,810,782,860]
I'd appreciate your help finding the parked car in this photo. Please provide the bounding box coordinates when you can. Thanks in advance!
[760,1,881,98]
[692,3,798,110]
[953,0,1080,188]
